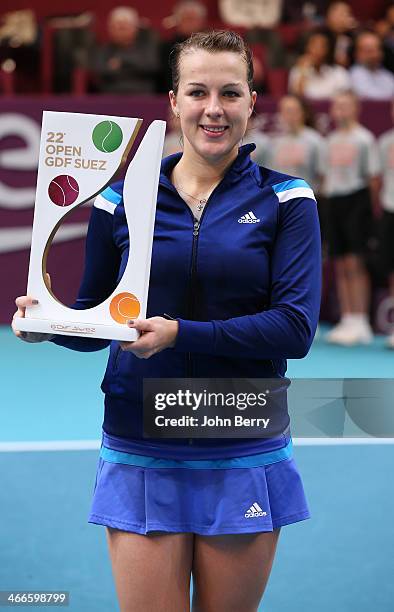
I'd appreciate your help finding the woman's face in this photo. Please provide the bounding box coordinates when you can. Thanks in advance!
[169,49,256,163]
[306,34,329,65]
[279,97,305,130]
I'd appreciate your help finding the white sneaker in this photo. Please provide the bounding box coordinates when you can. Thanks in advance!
[325,320,351,344]
[326,317,373,346]
[385,333,394,349]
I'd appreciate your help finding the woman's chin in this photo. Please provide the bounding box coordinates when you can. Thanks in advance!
[194,140,238,162]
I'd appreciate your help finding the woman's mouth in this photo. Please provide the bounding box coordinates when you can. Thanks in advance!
[200,125,229,137]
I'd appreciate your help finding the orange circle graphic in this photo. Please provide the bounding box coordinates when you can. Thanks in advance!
[110,292,141,324]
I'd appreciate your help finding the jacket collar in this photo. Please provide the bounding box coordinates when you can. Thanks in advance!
[159,143,257,190]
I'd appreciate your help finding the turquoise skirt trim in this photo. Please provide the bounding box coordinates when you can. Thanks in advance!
[100,438,293,469]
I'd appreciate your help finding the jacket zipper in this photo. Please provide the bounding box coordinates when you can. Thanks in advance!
[187,218,200,445]
[178,183,223,445]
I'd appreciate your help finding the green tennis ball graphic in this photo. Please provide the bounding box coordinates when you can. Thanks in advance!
[92,121,123,153]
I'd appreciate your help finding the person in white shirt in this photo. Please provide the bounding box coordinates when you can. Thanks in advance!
[323,91,381,346]
[350,31,394,101]
[266,94,325,194]
[288,31,351,100]
[378,101,394,348]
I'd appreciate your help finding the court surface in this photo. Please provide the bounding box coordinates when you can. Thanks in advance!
[1,326,393,611]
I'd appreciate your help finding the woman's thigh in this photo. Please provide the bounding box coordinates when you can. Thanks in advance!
[191,529,280,612]
[106,527,194,612]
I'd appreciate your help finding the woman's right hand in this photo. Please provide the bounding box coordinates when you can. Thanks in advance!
[12,273,55,343]
[12,295,54,343]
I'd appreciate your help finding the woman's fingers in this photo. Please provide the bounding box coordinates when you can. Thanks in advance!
[12,296,46,342]
[15,296,39,310]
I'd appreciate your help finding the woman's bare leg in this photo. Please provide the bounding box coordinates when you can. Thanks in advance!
[107,528,194,612]
[191,529,280,612]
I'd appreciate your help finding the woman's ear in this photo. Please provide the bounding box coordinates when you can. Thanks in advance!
[249,91,257,116]
[169,90,178,117]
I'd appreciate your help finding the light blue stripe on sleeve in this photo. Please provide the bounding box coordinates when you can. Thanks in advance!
[100,186,123,204]
[272,179,310,193]
[100,438,293,469]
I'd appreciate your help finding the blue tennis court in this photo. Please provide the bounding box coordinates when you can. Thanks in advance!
[1,325,393,611]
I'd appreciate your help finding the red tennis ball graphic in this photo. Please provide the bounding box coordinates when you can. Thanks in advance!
[48,175,79,207]
[110,292,141,324]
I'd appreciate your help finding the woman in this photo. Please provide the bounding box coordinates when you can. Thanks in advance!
[12,31,321,612]
[288,31,351,100]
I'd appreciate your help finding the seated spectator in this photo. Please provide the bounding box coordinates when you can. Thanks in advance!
[0,10,40,92]
[158,0,207,93]
[321,1,357,67]
[350,31,394,100]
[289,31,350,99]
[91,6,159,94]
[375,3,394,73]
[282,0,329,25]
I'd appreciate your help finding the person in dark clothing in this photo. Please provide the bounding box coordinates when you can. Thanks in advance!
[92,6,159,94]
[157,0,207,93]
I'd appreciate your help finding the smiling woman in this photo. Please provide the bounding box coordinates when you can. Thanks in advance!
[12,30,321,612]
[168,31,256,181]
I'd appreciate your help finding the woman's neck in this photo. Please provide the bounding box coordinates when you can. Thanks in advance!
[172,144,238,191]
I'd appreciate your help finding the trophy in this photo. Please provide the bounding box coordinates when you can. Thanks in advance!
[13,111,166,341]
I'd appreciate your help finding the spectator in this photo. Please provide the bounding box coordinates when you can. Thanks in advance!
[377,100,394,348]
[282,1,329,25]
[0,10,40,92]
[288,31,350,99]
[350,31,394,100]
[321,1,357,67]
[158,0,208,93]
[266,94,324,194]
[323,91,380,346]
[91,6,159,94]
[375,3,394,73]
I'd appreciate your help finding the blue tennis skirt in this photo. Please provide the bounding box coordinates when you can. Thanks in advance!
[88,432,310,536]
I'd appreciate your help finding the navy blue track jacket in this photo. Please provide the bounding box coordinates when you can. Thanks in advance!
[51,144,321,459]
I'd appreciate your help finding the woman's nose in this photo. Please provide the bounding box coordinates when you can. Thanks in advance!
[205,95,224,117]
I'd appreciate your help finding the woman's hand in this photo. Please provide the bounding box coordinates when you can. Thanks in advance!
[119,317,179,359]
[11,273,55,343]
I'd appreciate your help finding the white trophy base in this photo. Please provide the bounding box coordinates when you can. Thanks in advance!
[14,317,138,341]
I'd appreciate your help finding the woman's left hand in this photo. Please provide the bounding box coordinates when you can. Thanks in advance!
[119,317,179,359]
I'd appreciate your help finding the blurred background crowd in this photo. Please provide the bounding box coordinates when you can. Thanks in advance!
[0,0,393,349]
[0,0,393,97]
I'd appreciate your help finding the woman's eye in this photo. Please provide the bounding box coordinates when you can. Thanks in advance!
[223,91,240,97]
[190,90,205,97]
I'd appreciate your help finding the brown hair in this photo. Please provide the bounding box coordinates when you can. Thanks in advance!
[169,30,254,94]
